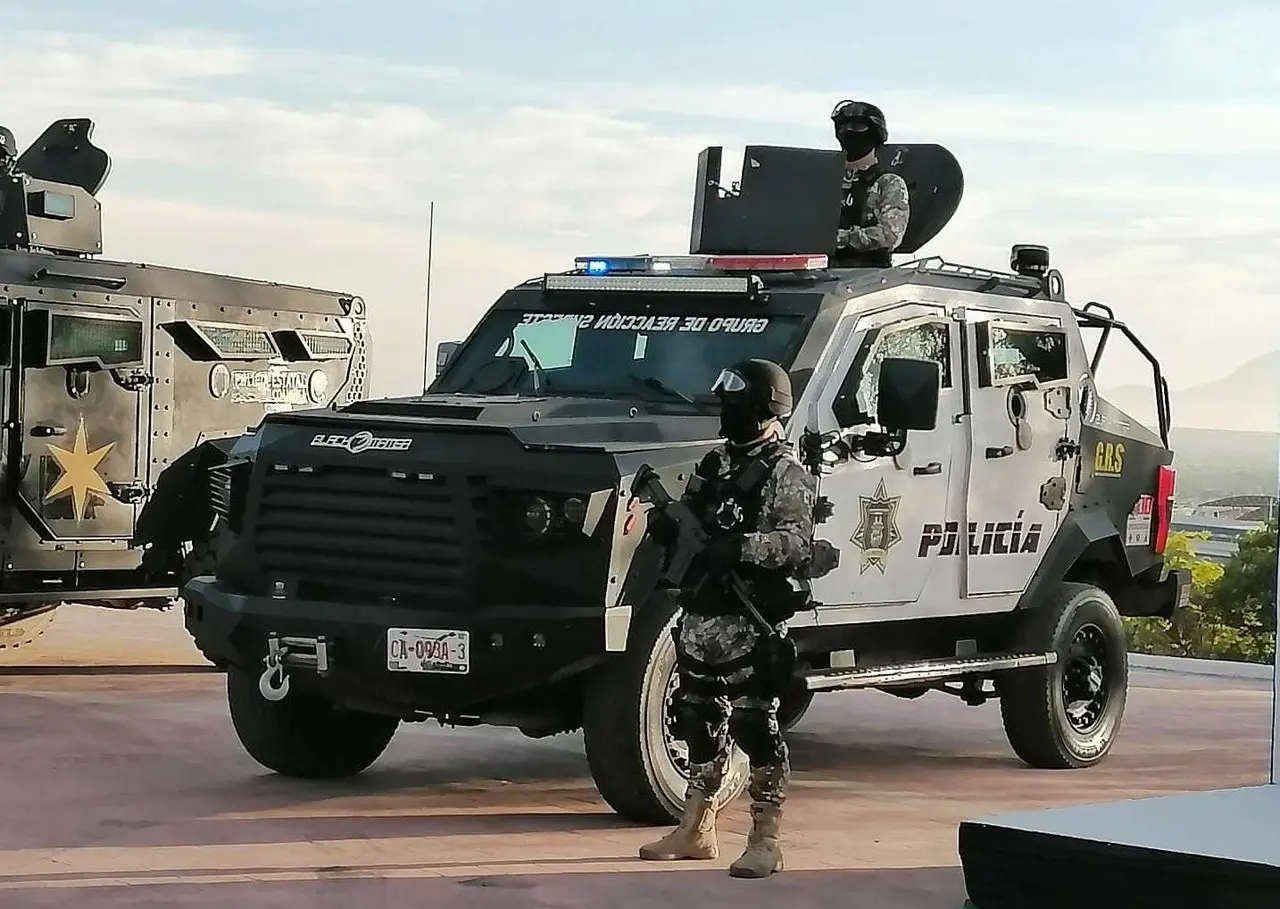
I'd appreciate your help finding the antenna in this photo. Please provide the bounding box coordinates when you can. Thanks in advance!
[422,200,435,394]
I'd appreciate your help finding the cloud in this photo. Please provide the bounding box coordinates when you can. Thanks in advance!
[2,25,1278,416]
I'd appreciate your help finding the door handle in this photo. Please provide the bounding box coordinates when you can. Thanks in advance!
[985,446,1013,459]
[30,424,67,437]
[913,462,942,475]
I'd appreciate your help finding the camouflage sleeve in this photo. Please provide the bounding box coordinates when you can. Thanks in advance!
[843,173,910,251]
[740,458,816,570]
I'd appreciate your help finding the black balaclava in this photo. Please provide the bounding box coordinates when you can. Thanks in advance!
[836,121,877,162]
[831,99,887,163]
[719,395,763,447]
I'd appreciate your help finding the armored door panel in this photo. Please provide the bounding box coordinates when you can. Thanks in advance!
[153,298,361,487]
[962,311,1073,597]
[16,299,152,542]
[800,301,961,611]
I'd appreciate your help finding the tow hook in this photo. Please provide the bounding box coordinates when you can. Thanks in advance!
[257,632,331,702]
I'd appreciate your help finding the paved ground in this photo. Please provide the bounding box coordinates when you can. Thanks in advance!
[0,605,1272,908]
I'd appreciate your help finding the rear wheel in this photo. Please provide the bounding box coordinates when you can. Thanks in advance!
[999,582,1128,769]
[582,592,750,825]
[226,666,400,778]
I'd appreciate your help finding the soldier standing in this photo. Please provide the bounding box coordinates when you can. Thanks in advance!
[638,358,817,879]
[830,100,910,266]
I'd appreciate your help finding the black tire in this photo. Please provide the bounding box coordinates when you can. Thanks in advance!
[226,666,400,778]
[777,683,814,733]
[999,581,1128,769]
[582,592,750,825]
[181,523,226,667]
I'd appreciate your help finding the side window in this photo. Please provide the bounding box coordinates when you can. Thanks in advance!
[978,322,1068,387]
[833,318,952,427]
[24,309,145,369]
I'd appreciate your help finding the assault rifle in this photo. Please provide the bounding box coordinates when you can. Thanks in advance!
[629,463,777,637]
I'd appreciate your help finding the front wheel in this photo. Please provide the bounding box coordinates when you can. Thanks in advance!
[226,666,400,778]
[582,592,750,825]
[999,581,1128,769]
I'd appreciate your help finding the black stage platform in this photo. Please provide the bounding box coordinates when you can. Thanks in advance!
[959,784,1280,909]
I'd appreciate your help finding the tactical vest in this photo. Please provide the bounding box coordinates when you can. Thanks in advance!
[833,162,893,268]
[684,443,800,619]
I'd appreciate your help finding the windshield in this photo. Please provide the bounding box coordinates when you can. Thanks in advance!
[434,305,808,405]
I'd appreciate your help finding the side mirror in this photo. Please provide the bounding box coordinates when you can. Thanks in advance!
[876,357,940,432]
[436,341,461,373]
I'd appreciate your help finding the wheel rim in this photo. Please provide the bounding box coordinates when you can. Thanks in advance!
[640,611,750,816]
[1061,622,1111,734]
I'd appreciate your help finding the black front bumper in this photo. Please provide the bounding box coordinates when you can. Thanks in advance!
[183,577,608,715]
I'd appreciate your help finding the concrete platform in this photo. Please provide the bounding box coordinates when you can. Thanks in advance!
[0,605,1272,907]
[961,785,1280,909]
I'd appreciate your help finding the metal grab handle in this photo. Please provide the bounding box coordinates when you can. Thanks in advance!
[30,424,67,437]
[913,462,942,475]
[985,446,1013,459]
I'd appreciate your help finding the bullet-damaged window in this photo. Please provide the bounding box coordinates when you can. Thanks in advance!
[977,322,1068,387]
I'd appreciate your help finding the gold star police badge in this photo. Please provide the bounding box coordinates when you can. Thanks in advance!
[850,479,901,574]
[44,417,115,522]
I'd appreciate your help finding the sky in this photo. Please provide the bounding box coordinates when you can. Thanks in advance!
[2,0,1278,415]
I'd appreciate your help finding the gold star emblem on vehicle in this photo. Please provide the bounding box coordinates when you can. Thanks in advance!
[44,417,115,522]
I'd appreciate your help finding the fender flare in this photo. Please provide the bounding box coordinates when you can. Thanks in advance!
[1017,510,1126,611]
[134,434,243,554]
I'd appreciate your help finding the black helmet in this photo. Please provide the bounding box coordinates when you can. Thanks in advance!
[831,99,888,145]
[711,358,793,418]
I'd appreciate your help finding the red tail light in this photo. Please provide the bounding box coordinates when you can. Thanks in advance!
[1153,465,1176,554]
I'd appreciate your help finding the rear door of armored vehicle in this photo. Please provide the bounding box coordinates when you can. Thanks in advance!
[960,308,1080,597]
[6,291,156,567]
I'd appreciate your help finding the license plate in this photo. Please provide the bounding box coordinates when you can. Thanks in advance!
[386,628,470,674]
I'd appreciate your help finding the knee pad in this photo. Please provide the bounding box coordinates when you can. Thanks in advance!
[670,695,725,764]
[728,706,783,765]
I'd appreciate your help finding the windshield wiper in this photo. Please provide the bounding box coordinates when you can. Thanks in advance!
[627,373,695,404]
[519,339,549,393]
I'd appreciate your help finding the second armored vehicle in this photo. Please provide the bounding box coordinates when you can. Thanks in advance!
[185,139,1189,823]
[0,118,368,658]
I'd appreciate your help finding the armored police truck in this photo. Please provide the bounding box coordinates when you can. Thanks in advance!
[0,118,368,659]
[184,139,1190,825]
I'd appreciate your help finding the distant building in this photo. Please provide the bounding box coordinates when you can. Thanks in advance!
[1171,496,1276,564]
[1194,495,1279,523]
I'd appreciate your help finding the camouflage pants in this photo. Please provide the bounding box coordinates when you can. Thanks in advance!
[671,611,790,806]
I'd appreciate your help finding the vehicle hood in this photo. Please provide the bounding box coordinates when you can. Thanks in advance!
[270,393,723,453]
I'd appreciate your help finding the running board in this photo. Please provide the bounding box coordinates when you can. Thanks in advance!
[803,651,1058,693]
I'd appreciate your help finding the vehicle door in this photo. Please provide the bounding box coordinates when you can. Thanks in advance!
[962,309,1075,598]
[804,301,962,612]
[14,299,153,545]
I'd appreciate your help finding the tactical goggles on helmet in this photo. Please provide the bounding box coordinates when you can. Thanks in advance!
[711,369,748,395]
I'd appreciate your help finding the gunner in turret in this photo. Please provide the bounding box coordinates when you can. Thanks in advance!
[830,100,909,267]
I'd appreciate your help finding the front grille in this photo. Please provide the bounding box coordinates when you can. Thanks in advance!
[208,464,233,520]
[251,462,488,605]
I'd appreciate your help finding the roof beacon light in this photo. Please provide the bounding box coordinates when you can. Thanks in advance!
[706,254,828,272]
[574,255,654,275]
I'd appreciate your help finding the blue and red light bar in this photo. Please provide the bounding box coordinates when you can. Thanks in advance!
[570,253,828,275]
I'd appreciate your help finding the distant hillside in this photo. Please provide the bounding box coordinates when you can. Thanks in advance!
[1168,427,1278,504]
[1104,351,1280,433]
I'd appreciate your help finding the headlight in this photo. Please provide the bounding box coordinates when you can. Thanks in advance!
[508,492,588,539]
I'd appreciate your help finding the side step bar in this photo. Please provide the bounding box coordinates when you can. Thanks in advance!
[803,651,1057,693]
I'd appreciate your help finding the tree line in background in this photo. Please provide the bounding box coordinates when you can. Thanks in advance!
[1125,522,1278,664]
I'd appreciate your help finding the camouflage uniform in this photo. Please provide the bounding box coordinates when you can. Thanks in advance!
[675,430,816,805]
[640,417,817,878]
[836,165,910,256]
[829,99,910,265]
